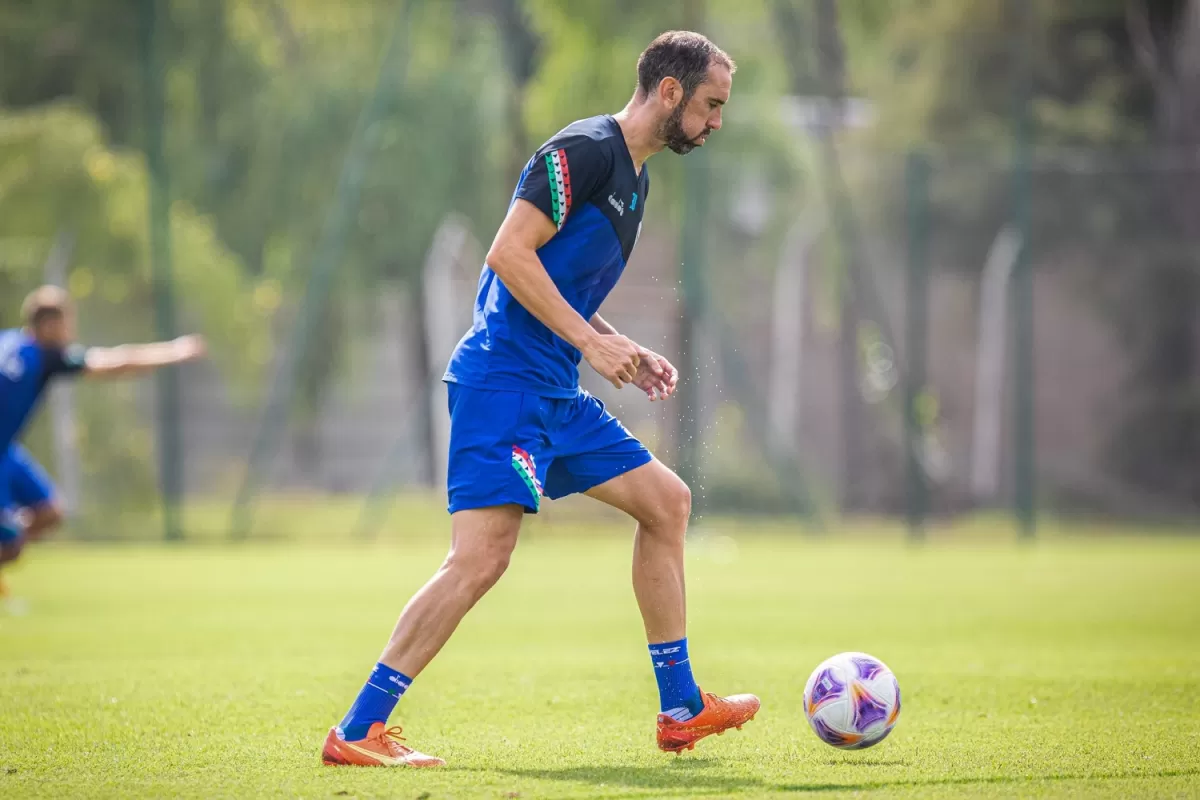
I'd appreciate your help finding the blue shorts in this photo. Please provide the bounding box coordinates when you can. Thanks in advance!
[445,384,652,514]
[1,445,56,542]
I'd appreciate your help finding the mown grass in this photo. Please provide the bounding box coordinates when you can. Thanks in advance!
[1,519,1198,798]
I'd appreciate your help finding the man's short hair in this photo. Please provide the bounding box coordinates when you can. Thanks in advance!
[22,286,72,328]
[637,31,735,100]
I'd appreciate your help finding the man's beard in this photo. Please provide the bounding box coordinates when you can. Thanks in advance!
[658,101,711,155]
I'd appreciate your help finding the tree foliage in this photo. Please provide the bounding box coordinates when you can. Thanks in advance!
[4,0,1194,510]
[837,0,1199,509]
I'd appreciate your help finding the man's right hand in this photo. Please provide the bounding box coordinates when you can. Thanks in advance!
[171,334,207,363]
[582,334,642,389]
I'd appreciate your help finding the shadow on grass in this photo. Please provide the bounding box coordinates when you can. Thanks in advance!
[776,767,1200,793]
[488,759,862,795]
[489,760,771,795]
[486,762,1200,795]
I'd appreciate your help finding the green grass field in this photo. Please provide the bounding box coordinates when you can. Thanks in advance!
[2,520,1199,799]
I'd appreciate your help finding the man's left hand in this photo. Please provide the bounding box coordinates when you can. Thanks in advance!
[632,348,679,401]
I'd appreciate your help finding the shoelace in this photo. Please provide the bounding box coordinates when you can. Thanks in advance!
[370,726,412,753]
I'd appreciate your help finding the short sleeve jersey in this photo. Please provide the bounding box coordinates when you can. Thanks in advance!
[0,328,87,449]
[444,115,650,398]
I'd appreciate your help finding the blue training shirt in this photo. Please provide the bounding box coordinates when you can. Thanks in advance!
[0,328,88,450]
[444,115,650,398]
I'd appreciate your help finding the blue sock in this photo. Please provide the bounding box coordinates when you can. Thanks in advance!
[649,638,704,721]
[338,663,412,740]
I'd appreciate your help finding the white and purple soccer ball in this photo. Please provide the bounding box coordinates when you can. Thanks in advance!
[803,652,900,749]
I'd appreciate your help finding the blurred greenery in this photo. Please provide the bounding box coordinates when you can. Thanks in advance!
[0,0,1196,520]
[834,0,1199,510]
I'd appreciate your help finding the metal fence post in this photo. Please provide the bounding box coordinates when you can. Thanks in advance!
[904,150,931,540]
[139,0,183,542]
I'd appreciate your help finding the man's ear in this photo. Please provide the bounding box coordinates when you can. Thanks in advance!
[656,76,683,109]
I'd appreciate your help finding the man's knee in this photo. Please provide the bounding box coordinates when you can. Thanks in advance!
[640,472,692,534]
[0,537,24,566]
[666,475,692,527]
[444,506,522,595]
[25,502,64,541]
[445,542,513,594]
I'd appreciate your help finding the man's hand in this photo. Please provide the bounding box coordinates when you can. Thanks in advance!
[582,334,642,390]
[171,334,207,363]
[632,348,679,401]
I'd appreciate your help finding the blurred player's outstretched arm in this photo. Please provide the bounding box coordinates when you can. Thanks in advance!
[82,334,207,379]
[487,200,642,389]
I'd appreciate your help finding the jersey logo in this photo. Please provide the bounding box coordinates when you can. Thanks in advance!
[630,192,638,211]
[545,149,572,230]
[0,334,25,381]
[607,193,625,216]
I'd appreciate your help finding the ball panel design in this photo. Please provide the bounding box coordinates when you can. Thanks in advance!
[887,677,901,726]
[850,681,890,729]
[810,712,864,748]
[804,665,846,716]
[847,724,894,749]
[850,654,886,680]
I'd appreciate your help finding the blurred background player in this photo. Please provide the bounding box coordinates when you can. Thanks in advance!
[0,286,206,606]
[0,445,65,612]
[322,31,758,768]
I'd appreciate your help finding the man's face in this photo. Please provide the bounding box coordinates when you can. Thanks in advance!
[35,310,75,348]
[657,63,733,155]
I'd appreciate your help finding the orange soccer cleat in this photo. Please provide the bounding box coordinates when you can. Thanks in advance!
[656,689,761,753]
[322,723,445,768]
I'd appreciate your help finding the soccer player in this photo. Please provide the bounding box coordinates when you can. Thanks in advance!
[0,286,206,599]
[0,445,65,572]
[323,31,756,768]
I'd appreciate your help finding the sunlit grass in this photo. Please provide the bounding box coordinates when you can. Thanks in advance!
[1,523,1198,798]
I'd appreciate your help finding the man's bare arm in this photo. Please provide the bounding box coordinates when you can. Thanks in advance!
[488,200,641,388]
[84,335,206,379]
